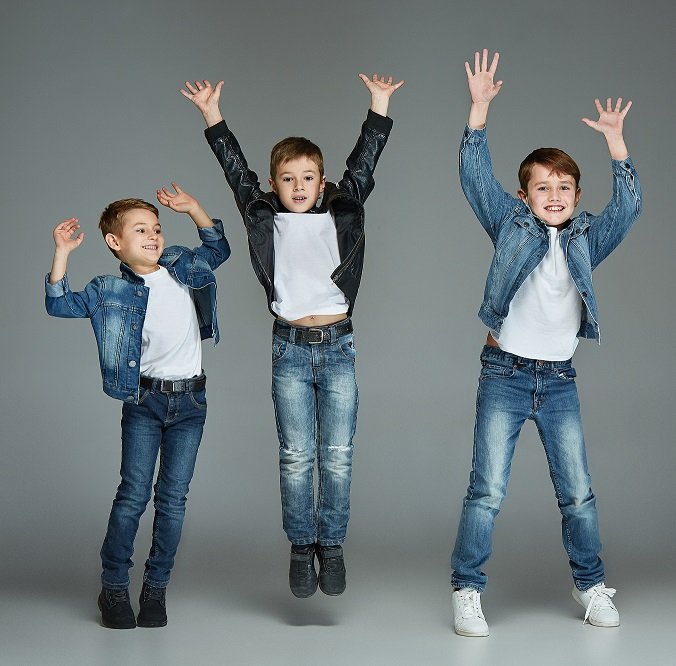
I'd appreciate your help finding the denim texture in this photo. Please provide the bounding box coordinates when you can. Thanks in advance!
[45,220,230,401]
[100,383,207,589]
[459,126,642,341]
[271,324,358,546]
[451,346,604,592]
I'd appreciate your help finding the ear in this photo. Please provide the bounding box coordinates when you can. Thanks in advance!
[319,176,326,192]
[517,189,528,203]
[268,177,277,193]
[574,188,581,206]
[105,233,121,252]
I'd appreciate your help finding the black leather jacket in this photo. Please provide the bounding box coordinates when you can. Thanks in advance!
[204,109,393,316]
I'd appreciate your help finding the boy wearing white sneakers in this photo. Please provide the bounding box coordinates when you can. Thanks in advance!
[450,50,641,636]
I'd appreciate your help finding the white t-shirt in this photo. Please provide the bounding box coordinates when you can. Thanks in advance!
[271,211,349,321]
[139,266,202,379]
[492,226,582,361]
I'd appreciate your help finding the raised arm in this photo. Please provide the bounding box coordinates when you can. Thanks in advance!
[49,218,84,284]
[581,97,631,160]
[358,73,404,118]
[465,49,503,129]
[181,79,224,128]
[156,182,213,228]
[156,183,231,269]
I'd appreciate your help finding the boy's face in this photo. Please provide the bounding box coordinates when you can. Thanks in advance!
[269,156,325,213]
[105,208,164,274]
[518,164,581,227]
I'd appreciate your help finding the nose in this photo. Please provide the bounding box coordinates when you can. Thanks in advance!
[293,180,304,191]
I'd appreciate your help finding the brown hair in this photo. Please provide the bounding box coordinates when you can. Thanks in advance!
[518,148,581,191]
[99,199,159,256]
[270,137,324,179]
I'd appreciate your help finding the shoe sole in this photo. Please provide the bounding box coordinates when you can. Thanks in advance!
[318,581,345,596]
[454,626,489,637]
[290,586,318,598]
[137,618,168,628]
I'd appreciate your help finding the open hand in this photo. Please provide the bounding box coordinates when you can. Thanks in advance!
[156,183,198,215]
[53,218,84,252]
[465,49,503,104]
[581,97,632,138]
[180,79,224,126]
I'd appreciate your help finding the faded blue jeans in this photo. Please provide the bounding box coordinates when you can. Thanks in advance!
[451,346,605,592]
[100,381,207,589]
[271,321,358,546]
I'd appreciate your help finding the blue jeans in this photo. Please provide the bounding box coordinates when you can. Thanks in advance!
[271,321,358,546]
[100,381,207,589]
[451,346,605,592]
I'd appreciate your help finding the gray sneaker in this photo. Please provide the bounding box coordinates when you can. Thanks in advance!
[289,545,318,598]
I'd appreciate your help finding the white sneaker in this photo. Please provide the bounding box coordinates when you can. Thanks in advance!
[452,588,489,637]
[572,583,620,627]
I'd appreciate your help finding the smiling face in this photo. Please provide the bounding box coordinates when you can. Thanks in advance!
[518,163,581,227]
[105,208,164,274]
[269,156,326,213]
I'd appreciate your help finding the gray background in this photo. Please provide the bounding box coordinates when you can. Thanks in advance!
[2,0,674,664]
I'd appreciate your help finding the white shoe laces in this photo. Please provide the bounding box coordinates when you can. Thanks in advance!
[582,584,617,625]
[457,589,484,619]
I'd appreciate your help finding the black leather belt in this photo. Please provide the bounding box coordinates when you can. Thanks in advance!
[139,374,206,393]
[273,319,352,344]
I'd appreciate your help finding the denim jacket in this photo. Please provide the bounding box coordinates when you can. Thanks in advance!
[459,126,642,341]
[45,220,230,402]
[204,110,393,316]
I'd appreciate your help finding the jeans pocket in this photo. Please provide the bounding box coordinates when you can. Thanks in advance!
[137,388,151,404]
[553,367,577,381]
[338,334,356,362]
[189,388,208,410]
[480,361,515,379]
[272,336,289,365]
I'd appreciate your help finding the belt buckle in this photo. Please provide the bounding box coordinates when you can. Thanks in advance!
[307,328,324,344]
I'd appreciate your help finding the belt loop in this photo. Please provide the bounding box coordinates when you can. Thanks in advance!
[288,326,296,343]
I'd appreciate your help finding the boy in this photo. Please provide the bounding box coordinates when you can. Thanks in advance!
[450,50,641,636]
[45,185,230,628]
[181,74,402,597]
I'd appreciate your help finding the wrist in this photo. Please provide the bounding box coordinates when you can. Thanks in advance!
[203,108,223,127]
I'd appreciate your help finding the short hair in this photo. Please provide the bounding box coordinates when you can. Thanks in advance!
[270,137,324,179]
[518,148,581,191]
[99,199,158,257]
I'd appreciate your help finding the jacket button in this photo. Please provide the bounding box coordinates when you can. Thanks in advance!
[128,360,137,367]
[126,395,134,401]
[132,324,138,331]
[136,290,143,297]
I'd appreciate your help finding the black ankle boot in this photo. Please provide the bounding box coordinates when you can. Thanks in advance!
[317,545,346,596]
[137,583,167,627]
[98,587,136,629]
[289,544,318,598]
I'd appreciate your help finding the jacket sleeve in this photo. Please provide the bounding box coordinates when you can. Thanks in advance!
[338,109,393,204]
[585,158,642,269]
[45,273,102,318]
[193,219,231,270]
[204,121,264,218]
[459,126,519,245]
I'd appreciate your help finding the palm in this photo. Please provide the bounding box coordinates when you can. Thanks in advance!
[582,98,631,136]
[180,80,221,113]
[469,73,499,103]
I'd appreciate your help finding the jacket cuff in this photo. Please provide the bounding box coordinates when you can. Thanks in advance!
[365,109,393,136]
[612,156,635,175]
[45,273,68,297]
[463,125,487,143]
[204,120,229,145]
[197,218,225,241]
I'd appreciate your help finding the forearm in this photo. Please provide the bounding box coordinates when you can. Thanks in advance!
[49,249,70,284]
[188,204,214,229]
[605,134,629,161]
[468,102,490,129]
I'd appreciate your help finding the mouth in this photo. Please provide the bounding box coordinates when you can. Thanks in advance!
[544,206,564,212]
[292,196,307,203]
[143,244,159,250]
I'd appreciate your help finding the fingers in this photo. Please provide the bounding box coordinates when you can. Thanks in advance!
[469,49,500,75]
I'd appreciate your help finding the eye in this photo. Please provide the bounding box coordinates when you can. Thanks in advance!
[537,186,547,191]
[304,175,314,181]
[282,176,292,182]
[561,185,570,190]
